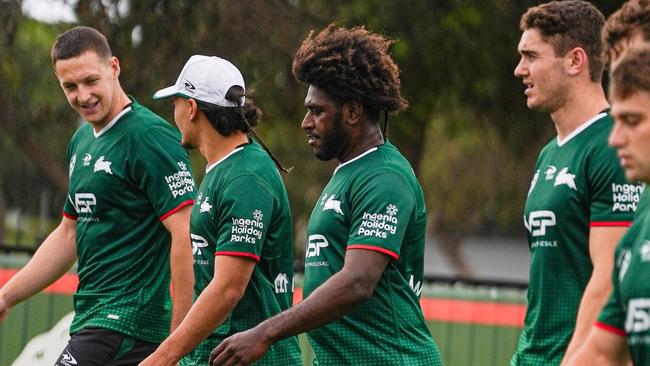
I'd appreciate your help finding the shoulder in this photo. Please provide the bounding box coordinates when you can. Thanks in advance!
[124,101,179,139]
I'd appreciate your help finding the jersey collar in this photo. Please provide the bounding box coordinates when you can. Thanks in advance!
[556,112,607,147]
[93,105,133,138]
[205,146,245,174]
[333,146,378,175]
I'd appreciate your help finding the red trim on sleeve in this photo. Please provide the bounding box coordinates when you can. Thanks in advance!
[347,244,399,260]
[159,200,194,222]
[215,251,260,262]
[595,321,626,336]
[590,221,632,227]
[62,211,77,220]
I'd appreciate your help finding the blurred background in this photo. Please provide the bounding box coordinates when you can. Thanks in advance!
[0,0,624,365]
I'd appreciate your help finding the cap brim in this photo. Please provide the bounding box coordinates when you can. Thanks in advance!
[153,85,179,100]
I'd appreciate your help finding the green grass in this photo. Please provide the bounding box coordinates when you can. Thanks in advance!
[0,293,521,366]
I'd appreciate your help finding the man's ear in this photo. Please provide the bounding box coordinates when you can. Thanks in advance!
[110,56,121,79]
[188,98,200,121]
[565,47,588,77]
[343,101,363,126]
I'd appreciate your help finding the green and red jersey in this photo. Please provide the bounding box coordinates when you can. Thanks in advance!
[63,99,196,343]
[303,141,442,365]
[181,140,301,365]
[512,113,639,365]
[597,186,650,364]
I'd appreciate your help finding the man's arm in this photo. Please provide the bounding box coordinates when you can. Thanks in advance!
[568,326,629,365]
[161,204,195,332]
[139,255,255,366]
[209,248,391,366]
[561,226,628,364]
[0,217,77,321]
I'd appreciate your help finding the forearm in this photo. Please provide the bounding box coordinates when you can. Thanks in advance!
[567,327,629,366]
[169,237,195,332]
[0,220,76,306]
[158,281,241,362]
[259,267,373,343]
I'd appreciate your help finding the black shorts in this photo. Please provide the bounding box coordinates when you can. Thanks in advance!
[54,328,159,366]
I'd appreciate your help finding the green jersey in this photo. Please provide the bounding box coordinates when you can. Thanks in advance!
[512,113,638,365]
[597,185,650,364]
[181,140,301,366]
[303,141,441,366]
[63,99,196,343]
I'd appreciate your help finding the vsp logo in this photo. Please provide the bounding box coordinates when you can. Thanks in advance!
[524,210,556,237]
[72,193,96,213]
[191,234,209,256]
[626,298,650,333]
[306,234,329,258]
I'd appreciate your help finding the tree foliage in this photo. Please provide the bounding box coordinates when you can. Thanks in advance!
[0,1,624,263]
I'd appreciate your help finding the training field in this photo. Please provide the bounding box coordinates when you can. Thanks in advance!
[0,268,525,366]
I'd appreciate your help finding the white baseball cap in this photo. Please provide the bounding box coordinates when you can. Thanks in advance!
[153,55,245,107]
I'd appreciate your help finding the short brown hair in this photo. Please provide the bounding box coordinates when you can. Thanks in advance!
[292,24,407,117]
[609,49,650,100]
[602,0,650,65]
[520,0,605,81]
[51,26,112,66]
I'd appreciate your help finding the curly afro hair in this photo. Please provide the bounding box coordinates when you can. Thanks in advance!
[292,24,408,116]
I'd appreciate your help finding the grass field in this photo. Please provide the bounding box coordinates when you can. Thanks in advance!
[0,290,523,366]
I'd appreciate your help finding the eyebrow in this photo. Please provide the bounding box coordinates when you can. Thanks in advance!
[518,49,538,56]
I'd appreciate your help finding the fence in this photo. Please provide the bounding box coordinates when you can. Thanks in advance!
[0,253,526,366]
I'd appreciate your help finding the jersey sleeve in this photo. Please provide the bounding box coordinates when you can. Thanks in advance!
[588,141,638,226]
[130,126,196,220]
[596,244,628,335]
[63,137,78,220]
[213,174,275,262]
[346,170,415,260]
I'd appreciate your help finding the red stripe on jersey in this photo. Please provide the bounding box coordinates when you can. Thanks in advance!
[215,251,260,262]
[595,321,626,336]
[347,244,399,260]
[62,211,77,220]
[159,200,194,222]
[590,221,632,227]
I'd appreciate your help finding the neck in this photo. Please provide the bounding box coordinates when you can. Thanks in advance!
[550,83,608,141]
[92,88,131,133]
[200,129,249,167]
[338,123,384,163]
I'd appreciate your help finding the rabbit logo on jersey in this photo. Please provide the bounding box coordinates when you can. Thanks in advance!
[357,204,399,239]
[230,210,264,244]
[69,155,76,178]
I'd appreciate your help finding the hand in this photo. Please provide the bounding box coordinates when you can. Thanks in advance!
[209,328,272,366]
[0,294,12,322]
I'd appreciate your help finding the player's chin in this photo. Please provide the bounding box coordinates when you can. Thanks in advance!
[624,168,641,182]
